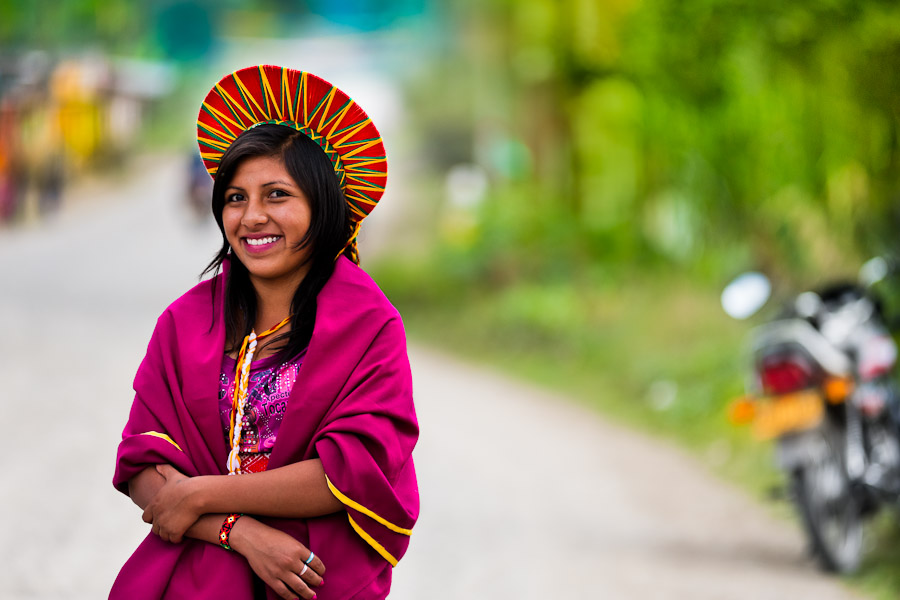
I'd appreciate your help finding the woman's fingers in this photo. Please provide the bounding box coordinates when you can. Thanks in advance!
[298,560,324,588]
[284,572,317,600]
[271,557,323,600]
[234,520,324,597]
[305,551,326,577]
[272,576,315,600]
[156,463,186,482]
[271,580,300,600]
[150,521,174,544]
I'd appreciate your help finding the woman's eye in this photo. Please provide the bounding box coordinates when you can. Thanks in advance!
[226,193,245,203]
[269,189,289,199]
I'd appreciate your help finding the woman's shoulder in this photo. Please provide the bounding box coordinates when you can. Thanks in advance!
[156,272,223,329]
[323,256,401,321]
[309,258,408,367]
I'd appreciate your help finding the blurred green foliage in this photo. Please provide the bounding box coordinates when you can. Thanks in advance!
[415,0,900,289]
[0,0,156,53]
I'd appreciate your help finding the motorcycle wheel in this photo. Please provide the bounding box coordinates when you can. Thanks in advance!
[791,425,864,574]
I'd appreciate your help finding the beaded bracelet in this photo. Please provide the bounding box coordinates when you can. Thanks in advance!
[219,513,243,551]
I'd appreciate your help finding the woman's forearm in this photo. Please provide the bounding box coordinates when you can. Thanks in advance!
[128,466,165,510]
[193,459,342,519]
[128,466,241,545]
[131,458,342,532]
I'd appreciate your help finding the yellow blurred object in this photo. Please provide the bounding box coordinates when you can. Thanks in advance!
[59,100,102,166]
[824,376,854,404]
[51,60,104,168]
[752,391,824,440]
[728,396,757,425]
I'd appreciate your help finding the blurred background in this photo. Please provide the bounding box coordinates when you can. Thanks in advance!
[5,0,900,598]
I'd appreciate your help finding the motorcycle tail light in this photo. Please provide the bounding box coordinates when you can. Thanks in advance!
[759,357,814,395]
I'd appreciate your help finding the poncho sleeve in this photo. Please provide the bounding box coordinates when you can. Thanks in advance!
[110,276,258,600]
[314,315,419,566]
[113,312,202,494]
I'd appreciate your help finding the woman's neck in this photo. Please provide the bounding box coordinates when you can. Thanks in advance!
[250,272,305,332]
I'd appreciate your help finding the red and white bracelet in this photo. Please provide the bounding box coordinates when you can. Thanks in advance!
[219,513,243,551]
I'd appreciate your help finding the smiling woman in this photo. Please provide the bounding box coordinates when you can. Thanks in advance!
[110,66,419,600]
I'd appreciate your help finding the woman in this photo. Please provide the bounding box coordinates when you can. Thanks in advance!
[111,65,419,600]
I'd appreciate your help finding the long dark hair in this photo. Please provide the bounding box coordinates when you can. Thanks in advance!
[202,124,354,357]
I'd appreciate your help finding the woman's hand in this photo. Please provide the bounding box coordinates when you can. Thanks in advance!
[142,464,203,543]
[230,517,326,600]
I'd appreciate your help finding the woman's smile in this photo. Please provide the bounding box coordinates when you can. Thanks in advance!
[242,234,284,253]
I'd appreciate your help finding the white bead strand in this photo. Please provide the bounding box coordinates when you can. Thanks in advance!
[227,332,258,475]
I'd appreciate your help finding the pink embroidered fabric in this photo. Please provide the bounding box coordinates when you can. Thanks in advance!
[218,350,306,462]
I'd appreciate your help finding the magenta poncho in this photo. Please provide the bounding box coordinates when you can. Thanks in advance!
[111,257,419,599]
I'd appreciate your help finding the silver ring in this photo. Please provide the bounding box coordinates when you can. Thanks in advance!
[299,564,308,577]
[305,551,315,565]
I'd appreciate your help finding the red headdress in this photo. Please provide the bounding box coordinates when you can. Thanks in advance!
[197,65,387,262]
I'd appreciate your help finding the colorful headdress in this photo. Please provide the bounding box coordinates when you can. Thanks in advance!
[196,65,388,262]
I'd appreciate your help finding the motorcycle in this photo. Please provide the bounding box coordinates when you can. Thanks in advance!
[723,258,900,573]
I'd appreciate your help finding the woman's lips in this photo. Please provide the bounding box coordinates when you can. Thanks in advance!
[242,235,282,254]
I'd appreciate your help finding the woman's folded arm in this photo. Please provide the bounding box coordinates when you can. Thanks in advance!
[140,459,342,545]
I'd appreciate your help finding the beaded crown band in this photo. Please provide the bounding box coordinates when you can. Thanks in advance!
[197,65,388,263]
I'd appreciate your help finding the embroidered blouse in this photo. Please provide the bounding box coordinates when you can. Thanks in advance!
[218,350,306,455]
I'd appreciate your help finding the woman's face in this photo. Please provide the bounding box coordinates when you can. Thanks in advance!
[222,154,313,290]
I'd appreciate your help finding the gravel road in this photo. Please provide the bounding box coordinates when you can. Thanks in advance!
[0,156,866,599]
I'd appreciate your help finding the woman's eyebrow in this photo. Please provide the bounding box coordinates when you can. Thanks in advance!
[261,180,295,187]
[225,185,246,191]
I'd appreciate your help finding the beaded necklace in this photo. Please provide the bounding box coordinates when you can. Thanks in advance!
[226,316,291,474]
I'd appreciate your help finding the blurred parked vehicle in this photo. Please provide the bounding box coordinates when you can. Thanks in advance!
[723,258,900,573]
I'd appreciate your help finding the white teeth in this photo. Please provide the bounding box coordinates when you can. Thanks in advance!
[246,236,279,246]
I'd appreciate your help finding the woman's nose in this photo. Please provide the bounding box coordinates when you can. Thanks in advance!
[240,198,268,227]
